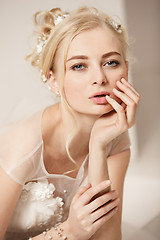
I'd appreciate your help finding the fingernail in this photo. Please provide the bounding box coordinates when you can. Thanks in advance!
[113,88,118,91]
[117,80,121,84]
[105,180,111,185]
[86,183,91,188]
[117,198,120,202]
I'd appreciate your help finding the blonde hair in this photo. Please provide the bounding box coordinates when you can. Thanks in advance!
[26,6,130,174]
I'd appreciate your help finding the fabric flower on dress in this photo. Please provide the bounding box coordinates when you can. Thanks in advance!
[8,180,64,232]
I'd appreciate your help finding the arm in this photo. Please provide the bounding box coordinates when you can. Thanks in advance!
[0,167,22,240]
[88,149,130,240]
[88,78,139,239]
[34,78,139,240]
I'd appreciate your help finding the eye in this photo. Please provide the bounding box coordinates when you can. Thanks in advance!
[104,60,119,67]
[72,64,85,71]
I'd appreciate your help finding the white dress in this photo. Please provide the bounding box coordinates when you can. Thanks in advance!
[0,108,131,240]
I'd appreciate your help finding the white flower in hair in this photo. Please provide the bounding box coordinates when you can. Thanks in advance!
[109,19,122,34]
[36,13,69,82]
[54,14,69,25]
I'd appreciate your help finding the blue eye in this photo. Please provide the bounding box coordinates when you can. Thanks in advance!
[106,60,119,67]
[72,64,85,71]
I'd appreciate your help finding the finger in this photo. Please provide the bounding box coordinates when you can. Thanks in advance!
[79,180,111,206]
[73,183,92,202]
[116,80,140,104]
[91,206,118,233]
[121,102,127,110]
[89,198,120,224]
[121,78,140,97]
[112,88,138,126]
[106,95,126,123]
[86,190,119,214]
[113,88,137,107]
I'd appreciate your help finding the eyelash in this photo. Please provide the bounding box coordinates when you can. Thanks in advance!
[103,60,120,67]
[71,60,119,71]
[71,64,86,71]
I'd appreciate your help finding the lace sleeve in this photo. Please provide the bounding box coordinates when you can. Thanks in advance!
[108,131,131,156]
[0,110,43,185]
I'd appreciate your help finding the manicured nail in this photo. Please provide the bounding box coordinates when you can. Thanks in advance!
[121,78,126,82]
[115,190,119,195]
[117,80,121,84]
[86,183,91,187]
[113,88,118,92]
[105,180,111,185]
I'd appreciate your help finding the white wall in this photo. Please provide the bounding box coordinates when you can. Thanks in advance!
[122,0,160,229]
[124,0,160,176]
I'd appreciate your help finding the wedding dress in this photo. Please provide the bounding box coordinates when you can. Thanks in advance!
[0,108,130,240]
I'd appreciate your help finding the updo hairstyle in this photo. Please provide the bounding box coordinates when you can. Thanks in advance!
[26,7,129,80]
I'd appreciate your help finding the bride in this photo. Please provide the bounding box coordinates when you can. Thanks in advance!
[0,6,140,240]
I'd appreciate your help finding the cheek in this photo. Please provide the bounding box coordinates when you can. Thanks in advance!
[109,68,127,104]
[63,76,83,101]
[110,67,127,87]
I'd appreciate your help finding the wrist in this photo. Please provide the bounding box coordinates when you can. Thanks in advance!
[89,142,107,158]
[89,135,109,154]
[61,221,77,240]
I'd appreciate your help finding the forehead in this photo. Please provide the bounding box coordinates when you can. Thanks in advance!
[67,27,123,58]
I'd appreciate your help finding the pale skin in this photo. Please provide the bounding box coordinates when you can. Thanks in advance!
[0,26,140,240]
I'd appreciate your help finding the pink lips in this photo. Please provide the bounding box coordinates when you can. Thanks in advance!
[89,91,109,104]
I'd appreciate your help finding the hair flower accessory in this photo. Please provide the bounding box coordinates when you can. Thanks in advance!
[36,14,69,56]
[35,13,69,83]
[36,36,48,54]
[109,19,122,34]
[54,14,69,25]
[40,69,47,83]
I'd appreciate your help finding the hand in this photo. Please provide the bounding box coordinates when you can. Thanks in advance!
[90,78,140,150]
[65,180,120,240]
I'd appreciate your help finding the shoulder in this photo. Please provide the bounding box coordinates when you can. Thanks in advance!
[0,109,44,185]
[0,109,43,152]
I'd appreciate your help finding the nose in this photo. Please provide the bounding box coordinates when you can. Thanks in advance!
[91,66,108,86]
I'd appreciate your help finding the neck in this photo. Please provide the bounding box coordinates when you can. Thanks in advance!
[59,102,99,158]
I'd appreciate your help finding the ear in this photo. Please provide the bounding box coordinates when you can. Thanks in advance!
[47,71,60,96]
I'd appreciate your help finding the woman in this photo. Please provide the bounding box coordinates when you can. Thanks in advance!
[0,6,140,240]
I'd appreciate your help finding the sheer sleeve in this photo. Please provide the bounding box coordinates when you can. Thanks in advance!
[0,110,43,185]
[108,131,131,156]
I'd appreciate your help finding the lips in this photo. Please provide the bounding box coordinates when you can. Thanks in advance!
[91,91,109,98]
[89,91,110,104]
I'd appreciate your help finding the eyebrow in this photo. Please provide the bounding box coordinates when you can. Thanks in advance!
[66,51,121,62]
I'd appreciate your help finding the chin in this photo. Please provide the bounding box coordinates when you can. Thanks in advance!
[90,104,114,116]
[69,103,114,117]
